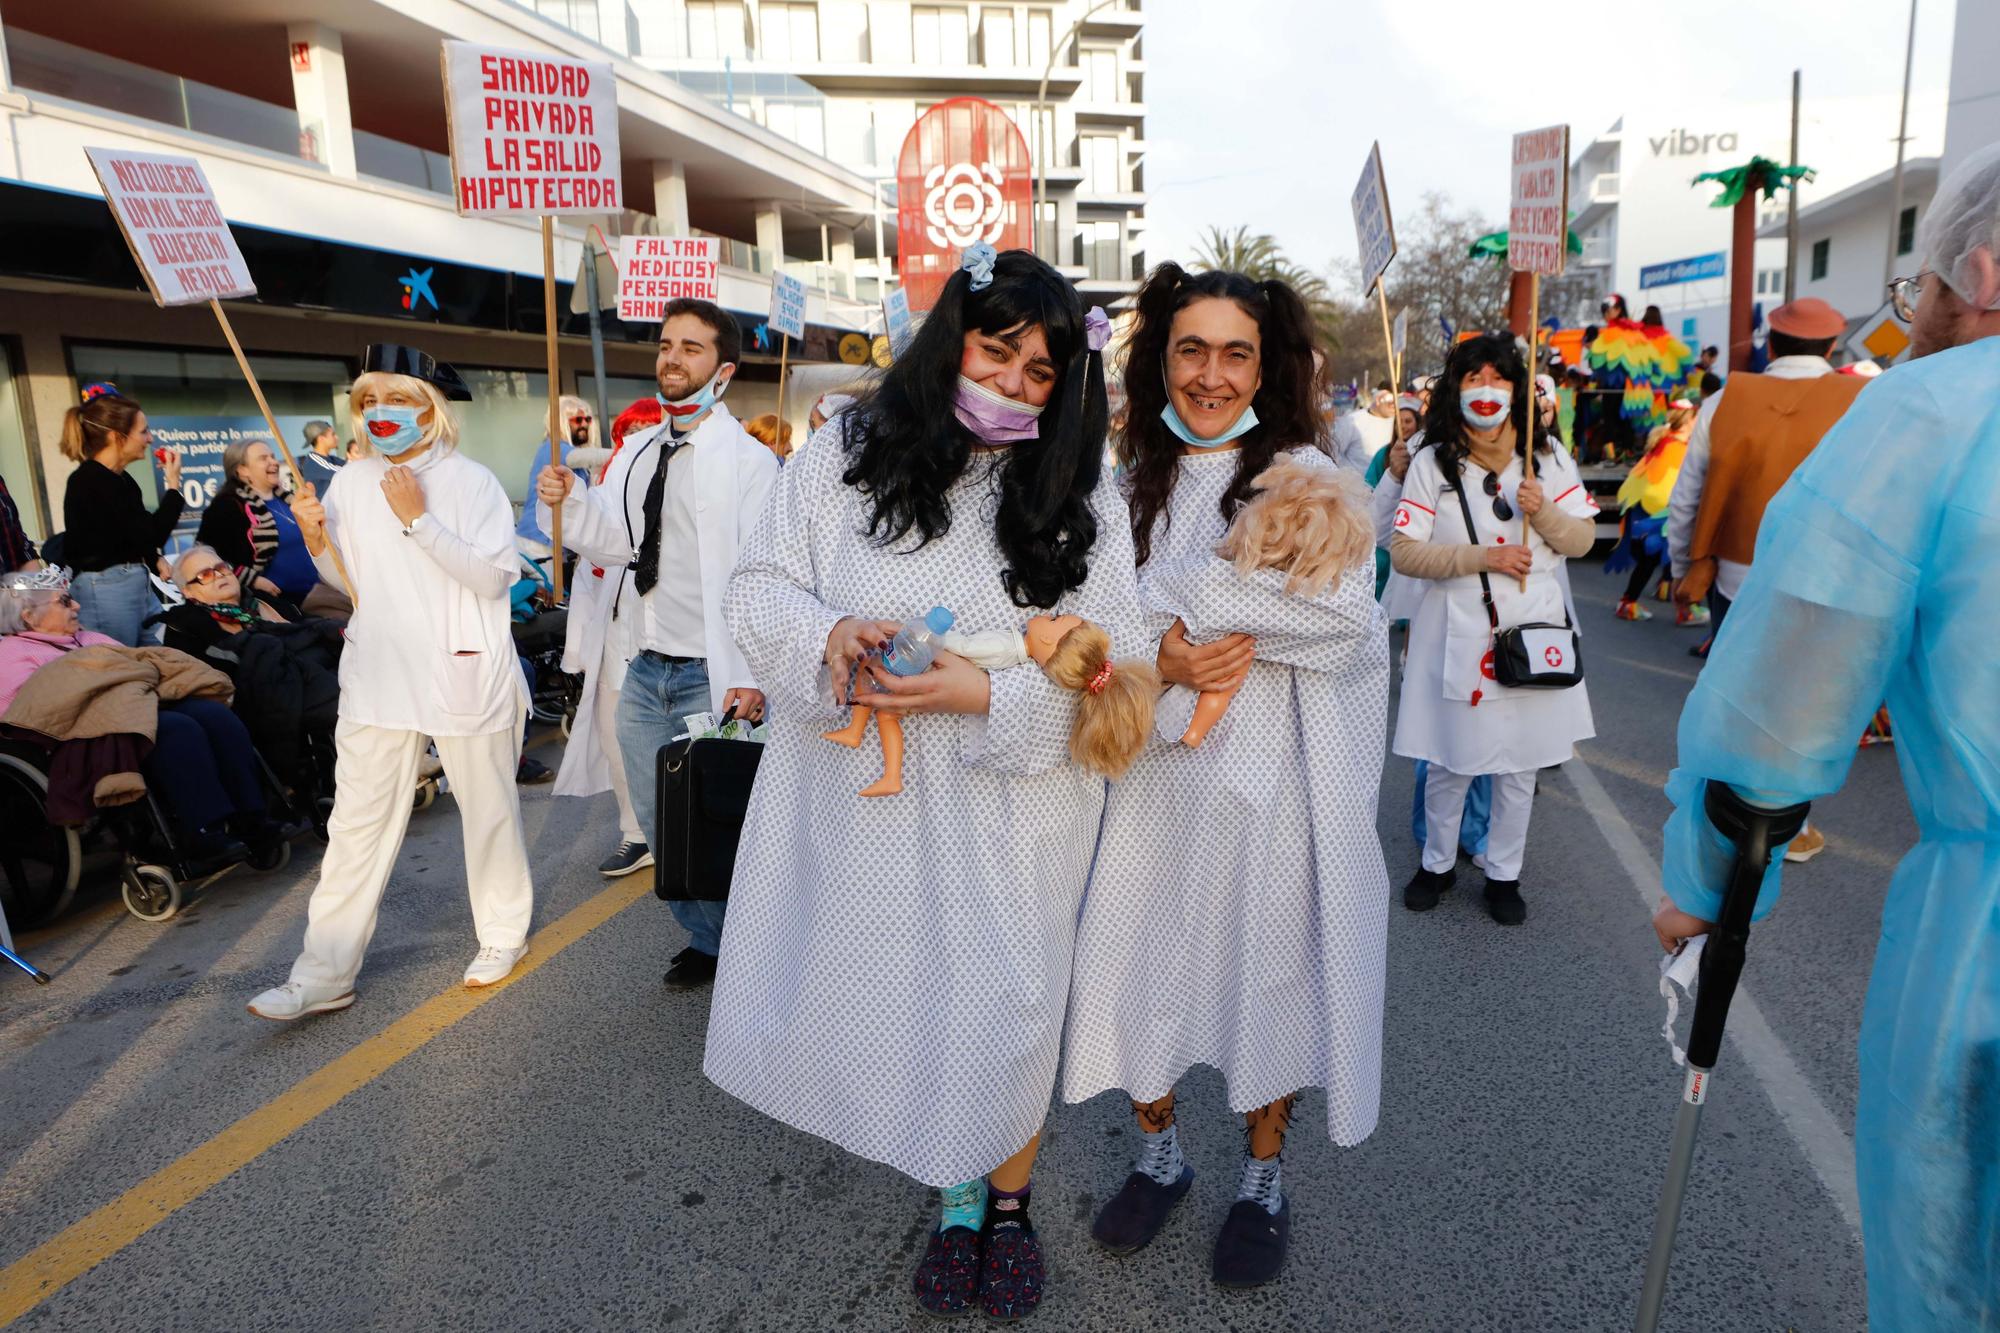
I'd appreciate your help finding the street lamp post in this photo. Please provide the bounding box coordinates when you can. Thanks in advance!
[1035,0,1120,265]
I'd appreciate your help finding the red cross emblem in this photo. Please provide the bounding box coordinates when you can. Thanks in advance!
[1394,507,1411,528]
[1544,645,1564,667]
[1480,649,1496,680]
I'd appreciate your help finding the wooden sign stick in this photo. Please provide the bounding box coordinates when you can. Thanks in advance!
[209,299,356,602]
[775,333,791,441]
[1520,272,1539,591]
[542,216,565,603]
[1374,278,1398,394]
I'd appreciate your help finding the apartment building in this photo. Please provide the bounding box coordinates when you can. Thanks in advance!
[0,0,888,544]
[533,0,1149,307]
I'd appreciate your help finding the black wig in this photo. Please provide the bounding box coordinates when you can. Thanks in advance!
[1117,262,1328,566]
[1419,330,1556,479]
[841,249,1107,609]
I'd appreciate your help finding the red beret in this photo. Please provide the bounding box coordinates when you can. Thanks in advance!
[1768,298,1846,339]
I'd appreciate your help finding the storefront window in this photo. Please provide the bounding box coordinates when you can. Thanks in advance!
[0,344,47,546]
[69,345,349,547]
[453,367,551,505]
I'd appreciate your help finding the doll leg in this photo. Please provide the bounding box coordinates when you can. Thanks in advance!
[822,705,873,747]
[859,712,905,797]
[1180,681,1242,747]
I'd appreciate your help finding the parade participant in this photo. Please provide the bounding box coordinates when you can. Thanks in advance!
[1605,398,1698,622]
[1360,393,1422,600]
[1332,386,1396,472]
[548,399,661,879]
[1666,297,1857,652]
[1392,332,1597,925]
[700,245,1135,1321]
[1651,142,2000,1330]
[58,386,180,646]
[1062,263,1390,1289]
[535,301,776,986]
[516,394,595,552]
[247,343,536,1020]
[743,412,794,462]
[195,438,320,605]
[808,391,856,433]
[297,420,344,491]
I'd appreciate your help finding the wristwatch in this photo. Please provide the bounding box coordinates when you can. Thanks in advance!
[401,513,429,538]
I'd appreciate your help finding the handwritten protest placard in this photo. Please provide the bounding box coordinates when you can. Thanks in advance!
[442,40,622,217]
[769,270,808,342]
[84,148,255,306]
[883,286,914,356]
[1509,124,1571,276]
[1351,143,1397,294]
[617,236,719,321]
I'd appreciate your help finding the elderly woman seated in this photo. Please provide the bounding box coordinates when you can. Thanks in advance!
[1,565,293,863]
[155,545,342,792]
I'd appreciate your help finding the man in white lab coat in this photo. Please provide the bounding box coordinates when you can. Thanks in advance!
[538,299,778,989]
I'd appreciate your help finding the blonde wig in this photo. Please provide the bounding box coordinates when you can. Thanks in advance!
[1040,620,1159,780]
[1217,456,1373,597]
[347,372,459,456]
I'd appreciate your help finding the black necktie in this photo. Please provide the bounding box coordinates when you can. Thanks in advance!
[632,434,685,595]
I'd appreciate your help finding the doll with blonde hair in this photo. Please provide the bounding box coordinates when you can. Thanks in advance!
[1167,455,1374,747]
[824,613,1158,795]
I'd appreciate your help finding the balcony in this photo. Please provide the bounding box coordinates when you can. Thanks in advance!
[1589,173,1620,203]
[1078,5,1146,38]
[1073,100,1146,126]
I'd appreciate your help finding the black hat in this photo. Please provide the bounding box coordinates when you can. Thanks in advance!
[360,343,472,401]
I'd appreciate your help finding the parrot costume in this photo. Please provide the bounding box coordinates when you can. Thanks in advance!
[1587,318,1692,439]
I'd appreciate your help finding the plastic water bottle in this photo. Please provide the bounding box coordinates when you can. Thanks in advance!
[879,606,955,677]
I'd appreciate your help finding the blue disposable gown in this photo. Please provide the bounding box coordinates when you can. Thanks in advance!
[1661,336,2000,1327]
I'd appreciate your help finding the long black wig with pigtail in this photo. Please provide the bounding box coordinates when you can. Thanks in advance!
[841,248,1107,609]
[1117,263,1329,567]
[1418,330,1556,482]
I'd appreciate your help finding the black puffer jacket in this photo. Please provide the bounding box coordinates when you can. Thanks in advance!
[152,598,342,783]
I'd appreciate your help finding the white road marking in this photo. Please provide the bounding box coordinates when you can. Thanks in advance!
[1562,755,1864,1235]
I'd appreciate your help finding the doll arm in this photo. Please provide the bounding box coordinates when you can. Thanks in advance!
[938,627,1032,671]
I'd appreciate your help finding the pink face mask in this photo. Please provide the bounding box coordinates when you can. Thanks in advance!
[953,375,1044,444]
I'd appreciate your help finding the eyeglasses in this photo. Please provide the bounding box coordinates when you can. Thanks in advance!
[1888,273,1928,323]
[1483,471,1515,522]
[183,564,230,586]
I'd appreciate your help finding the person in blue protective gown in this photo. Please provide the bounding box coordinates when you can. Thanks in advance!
[1652,142,2000,1328]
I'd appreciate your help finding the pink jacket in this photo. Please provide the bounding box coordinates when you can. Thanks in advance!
[0,630,120,716]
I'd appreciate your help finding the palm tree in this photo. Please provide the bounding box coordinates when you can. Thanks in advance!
[1191,226,1344,352]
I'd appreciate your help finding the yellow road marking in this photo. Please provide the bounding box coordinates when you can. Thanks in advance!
[0,875,654,1327]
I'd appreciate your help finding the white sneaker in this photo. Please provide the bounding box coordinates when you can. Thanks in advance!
[463,944,527,989]
[247,980,356,1021]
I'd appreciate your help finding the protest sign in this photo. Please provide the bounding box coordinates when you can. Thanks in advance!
[84,148,255,306]
[441,41,622,217]
[617,236,719,322]
[769,270,808,341]
[1391,308,1408,362]
[1508,124,1571,276]
[1351,143,1396,294]
[883,286,914,357]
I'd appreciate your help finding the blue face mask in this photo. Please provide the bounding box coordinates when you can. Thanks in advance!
[1160,399,1260,448]
[659,368,730,426]
[362,404,425,457]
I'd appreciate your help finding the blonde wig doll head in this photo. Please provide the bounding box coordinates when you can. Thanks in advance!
[1036,618,1160,780]
[1217,455,1373,598]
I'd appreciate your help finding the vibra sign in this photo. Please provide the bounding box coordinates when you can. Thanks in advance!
[1649,129,1740,158]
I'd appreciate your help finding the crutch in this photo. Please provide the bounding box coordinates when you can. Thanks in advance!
[1633,781,1809,1332]
[0,895,52,985]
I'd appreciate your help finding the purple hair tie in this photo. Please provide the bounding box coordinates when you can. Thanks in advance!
[1084,306,1112,353]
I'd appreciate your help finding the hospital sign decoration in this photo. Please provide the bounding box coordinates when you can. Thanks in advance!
[896,96,1032,312]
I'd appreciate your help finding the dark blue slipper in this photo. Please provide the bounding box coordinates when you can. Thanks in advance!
[912,1226,982,1318]
[1211,1196,1291,1289]
[1091,1168,1194,1255]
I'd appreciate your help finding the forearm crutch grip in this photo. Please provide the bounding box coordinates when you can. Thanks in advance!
[1686,783,1811,1071]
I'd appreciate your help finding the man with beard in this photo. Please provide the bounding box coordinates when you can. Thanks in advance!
[535,299,777,989]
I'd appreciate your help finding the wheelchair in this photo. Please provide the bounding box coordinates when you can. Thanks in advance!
[513,551,584,738]
[0,735,300,926]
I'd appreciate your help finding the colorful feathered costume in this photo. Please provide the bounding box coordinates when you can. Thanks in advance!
[1587,318,1693,435]
[1602,421,1690,577]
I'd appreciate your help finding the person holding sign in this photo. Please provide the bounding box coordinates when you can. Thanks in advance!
[1390,333,1597,927]
[533,299,776,989]
[1061,264,1390,1290]
[248,343,536,1020]
[58,387,181,647]
[700,246,1136,1322]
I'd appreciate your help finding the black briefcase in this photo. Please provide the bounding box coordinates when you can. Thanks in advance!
[653,727,764,903]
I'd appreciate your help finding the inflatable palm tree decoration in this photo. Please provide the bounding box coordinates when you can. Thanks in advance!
[1694,156,1815,371]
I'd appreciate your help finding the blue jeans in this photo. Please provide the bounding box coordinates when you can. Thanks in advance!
[72,563,155,646]
[1411,759,1491,857]
[617,651,726,955]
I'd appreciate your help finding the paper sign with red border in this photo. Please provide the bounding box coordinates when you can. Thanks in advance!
[1509,124,1571,276]
[441,39,622,217]
[617,235,719,322]
[84,147,255,307]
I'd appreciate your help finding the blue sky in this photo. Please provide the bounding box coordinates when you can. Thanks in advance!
[1141,0,1960,283]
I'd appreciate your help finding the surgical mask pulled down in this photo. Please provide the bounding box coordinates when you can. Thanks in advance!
[954,375,1045,444]
[1160,399,1260,448]
[660,368,730,422]
[1460,386,1513,432]
[363,405,425,456]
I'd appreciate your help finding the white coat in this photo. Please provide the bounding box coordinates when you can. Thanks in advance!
[549,552,625,799]
[544,401,777,716]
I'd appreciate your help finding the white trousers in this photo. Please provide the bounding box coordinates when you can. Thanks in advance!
[595,645,643,845]
[289,717,534,992]
[1423,767,1539,882]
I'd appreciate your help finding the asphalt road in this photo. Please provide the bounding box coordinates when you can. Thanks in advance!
[0,560,1912,1331]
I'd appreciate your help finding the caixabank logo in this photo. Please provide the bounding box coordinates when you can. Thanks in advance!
[398,266,437,313]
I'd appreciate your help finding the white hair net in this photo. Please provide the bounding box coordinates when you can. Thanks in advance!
[1920,141,2000,310]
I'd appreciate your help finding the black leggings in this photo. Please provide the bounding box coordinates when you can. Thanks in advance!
[1622,550,1664,602]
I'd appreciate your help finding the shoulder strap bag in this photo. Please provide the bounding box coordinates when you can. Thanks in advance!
[1447,461,1584,691]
